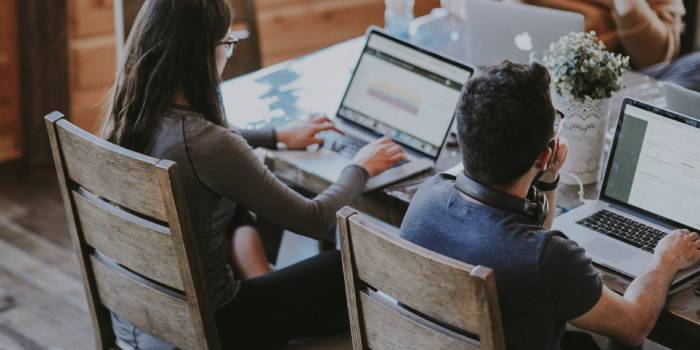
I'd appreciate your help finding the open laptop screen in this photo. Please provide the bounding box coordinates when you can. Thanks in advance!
[338,32,473,158]
[602,101,700,230]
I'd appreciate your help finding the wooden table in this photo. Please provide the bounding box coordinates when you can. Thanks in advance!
[221,35,700,349]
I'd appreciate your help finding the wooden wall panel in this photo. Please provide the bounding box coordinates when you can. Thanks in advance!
[0,0,22,162]
[68,0,115,38]
[67,0,117,133]
[258,0,440,65]
[70,87,111,133]
[18,0,70,167]
[257,0,384,65]
[70,36,116,91]
[68,34,115,133]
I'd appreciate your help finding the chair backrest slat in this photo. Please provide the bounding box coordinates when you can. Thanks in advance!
[337,207,506,350]
[55,119,168,221]
[46,112,219,350]
[73,189,183,290]
[91,254,198,349]
[360,291,480,350]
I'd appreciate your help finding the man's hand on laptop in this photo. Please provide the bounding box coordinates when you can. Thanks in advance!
[275,115,343,150]
[653,229,700,272]
[571,228,700,346]
[352,137,406,177]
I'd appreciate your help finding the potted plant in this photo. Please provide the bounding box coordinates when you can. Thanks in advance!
[544,31,630,184]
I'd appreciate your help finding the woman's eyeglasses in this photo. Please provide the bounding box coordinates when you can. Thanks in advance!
[220,36,239,59]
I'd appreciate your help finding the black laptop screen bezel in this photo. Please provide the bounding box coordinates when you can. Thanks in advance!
[335,27,475,160]
[600,97,700,232]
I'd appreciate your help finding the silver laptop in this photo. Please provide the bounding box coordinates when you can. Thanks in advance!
[273,28,474,192]
[662,82,700,118]
[554,98,700,287]
[463,0,584,67]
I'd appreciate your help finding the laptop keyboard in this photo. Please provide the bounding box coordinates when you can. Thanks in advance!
[319,132,409,168]
[321,132,367,158]
[576,210,667,253]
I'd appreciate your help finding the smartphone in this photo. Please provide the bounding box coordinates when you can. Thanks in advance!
[547,110,566,169]
[533,110,566,184]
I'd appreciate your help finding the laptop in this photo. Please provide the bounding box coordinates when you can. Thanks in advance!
[273,28,474,191]
[554,98,700,287]
[662,82,700,118]
[463,0,584,67]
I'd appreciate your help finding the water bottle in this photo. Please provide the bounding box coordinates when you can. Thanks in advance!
[385,0,415,38]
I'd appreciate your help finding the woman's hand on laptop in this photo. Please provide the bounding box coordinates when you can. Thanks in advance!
[353,137,406,177]
[653,229,700,272]
[275,114,343,150]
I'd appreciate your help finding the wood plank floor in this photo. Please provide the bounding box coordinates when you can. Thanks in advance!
[0,164,95,349]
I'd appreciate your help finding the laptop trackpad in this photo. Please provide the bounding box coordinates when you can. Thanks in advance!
[584,238,636,264]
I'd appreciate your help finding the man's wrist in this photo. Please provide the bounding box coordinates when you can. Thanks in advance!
[536,173,560,192]
[650,254,681,276]
[539,172,559,183]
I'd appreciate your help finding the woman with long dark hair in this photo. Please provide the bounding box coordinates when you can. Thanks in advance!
[103,1,405,348]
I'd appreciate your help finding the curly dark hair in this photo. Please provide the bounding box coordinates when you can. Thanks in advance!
[456,61,555,185]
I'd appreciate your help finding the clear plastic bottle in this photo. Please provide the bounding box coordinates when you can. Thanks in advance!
[385,0,415,38]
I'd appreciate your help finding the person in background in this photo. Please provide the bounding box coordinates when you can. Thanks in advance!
[102,0,405,348]
[522,0,700,92]
[523,0,685,69]
[399,61,700,349]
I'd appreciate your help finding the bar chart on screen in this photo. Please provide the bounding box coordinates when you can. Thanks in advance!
[367,80,423,116]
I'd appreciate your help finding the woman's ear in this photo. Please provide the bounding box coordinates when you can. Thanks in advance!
[535,145,553,171]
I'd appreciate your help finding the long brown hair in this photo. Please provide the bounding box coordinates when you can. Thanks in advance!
[103,0,231,152]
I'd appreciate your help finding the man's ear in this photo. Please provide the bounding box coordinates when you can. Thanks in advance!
[535,146,552,171]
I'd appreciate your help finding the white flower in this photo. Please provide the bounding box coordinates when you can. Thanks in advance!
[544,31,630,101]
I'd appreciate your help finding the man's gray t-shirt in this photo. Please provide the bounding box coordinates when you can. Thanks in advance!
[399,174,603,350]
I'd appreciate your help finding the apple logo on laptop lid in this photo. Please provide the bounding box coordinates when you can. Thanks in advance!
[515,32,534,52]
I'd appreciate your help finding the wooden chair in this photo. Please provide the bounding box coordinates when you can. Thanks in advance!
[113,0,261,79]
[45,112,220,349]
[337,207,506,350]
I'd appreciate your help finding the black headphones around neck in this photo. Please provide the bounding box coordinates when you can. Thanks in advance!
[453,172,549,225]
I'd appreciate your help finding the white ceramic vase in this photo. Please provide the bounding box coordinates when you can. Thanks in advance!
[554,94,610,185]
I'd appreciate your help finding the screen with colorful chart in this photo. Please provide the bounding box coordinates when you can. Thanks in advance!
[339,34,472,158]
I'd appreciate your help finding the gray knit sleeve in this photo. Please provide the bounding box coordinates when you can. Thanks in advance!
[235,127,278,149]
[186,116,368,239]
